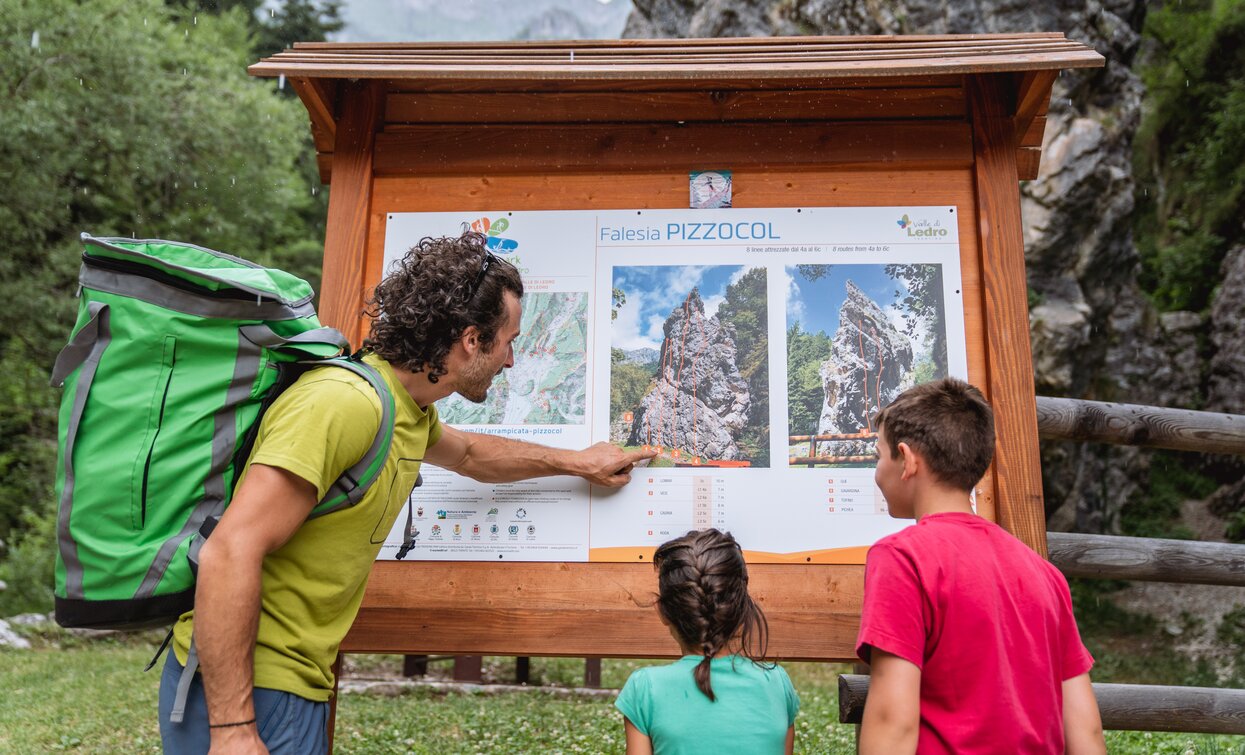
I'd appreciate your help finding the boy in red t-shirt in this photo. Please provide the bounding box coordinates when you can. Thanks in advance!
[856,378,1105,754]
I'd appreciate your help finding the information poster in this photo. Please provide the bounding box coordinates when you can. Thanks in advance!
[378,208,968,563]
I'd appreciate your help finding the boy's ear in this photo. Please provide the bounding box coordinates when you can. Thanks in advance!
[897,441,920,480]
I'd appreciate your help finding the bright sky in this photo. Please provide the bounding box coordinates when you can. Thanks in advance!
[611,265,752,351]
[784,264,909,337]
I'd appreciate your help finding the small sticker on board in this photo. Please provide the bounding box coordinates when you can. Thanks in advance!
[689,170,732,209]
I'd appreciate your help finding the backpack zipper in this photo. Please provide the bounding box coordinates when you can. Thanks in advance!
[140,372,174,527]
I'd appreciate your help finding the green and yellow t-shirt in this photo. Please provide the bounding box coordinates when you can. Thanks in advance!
[173,353,441,700]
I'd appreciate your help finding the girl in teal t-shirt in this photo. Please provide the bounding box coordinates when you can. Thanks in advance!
[615,529,799,755]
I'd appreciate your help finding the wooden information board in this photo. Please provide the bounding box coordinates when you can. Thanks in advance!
[249,35,1104,664]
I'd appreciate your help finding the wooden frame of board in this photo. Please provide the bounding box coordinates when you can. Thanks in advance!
[248,35,1103,668]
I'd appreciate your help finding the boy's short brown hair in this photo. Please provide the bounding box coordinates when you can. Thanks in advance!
[874,377,995,492]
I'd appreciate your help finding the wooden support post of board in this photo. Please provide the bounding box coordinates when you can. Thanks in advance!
[319,80,382,347]
[968,73,1047,555]
[838,674,1245,734]
[403,654,429,677]
[453,655,483,683]
[584,658,602,688]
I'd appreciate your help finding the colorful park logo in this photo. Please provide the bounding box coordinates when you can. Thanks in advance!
[897,213,949,238]
[436,509,447,519]
[463,216,518,253]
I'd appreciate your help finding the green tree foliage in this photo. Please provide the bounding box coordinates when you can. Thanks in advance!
[609,348,654,421]
[1134,0,1245,312]
[786,323,832,436]
[885,263,947,376]
[164,0,343,60]
[0,0,325,605]
[254,0,344,60]
[717,267,769,465]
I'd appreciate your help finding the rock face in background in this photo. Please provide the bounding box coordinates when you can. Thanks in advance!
[628,290,752,461]
[1207,246,1245,518]
[624,0,1244,533]
[819,281,914,436]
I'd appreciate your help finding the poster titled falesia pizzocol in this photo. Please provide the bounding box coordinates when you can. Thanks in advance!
[380,207,968,563]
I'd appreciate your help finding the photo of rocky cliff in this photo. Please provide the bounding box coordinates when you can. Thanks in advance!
[786,264,948,467]
[610,265,769,468]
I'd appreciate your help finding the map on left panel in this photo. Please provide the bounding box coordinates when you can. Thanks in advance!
[436,291,589,425]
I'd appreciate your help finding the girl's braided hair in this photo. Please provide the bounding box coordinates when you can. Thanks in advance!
[362,232,522,382]
[653,528,771,702]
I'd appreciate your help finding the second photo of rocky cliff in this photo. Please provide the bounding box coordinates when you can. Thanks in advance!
[786,264,948,468]
[609,265,770,468]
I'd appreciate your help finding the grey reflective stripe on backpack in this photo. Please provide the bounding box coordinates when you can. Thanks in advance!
[52,301,111,600]
[79,264,317,322]
[83,233,315,308]
[238,323,350,356]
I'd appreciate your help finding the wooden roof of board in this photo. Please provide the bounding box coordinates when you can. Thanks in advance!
[250,34,1104,182]
[250,34,1103,81]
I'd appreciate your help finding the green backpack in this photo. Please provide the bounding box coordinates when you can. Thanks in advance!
[51,234,396,630]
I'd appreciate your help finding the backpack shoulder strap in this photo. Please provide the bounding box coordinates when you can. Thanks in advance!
[309,357,396,518]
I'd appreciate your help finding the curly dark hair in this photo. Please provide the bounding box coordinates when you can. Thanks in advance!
[362,232,523,383]
[653,528,771,702]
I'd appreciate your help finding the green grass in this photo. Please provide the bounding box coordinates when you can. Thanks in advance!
[2,639,1244,753]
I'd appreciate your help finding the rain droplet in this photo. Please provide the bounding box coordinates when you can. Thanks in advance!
[193,15,197,25]
[30,31,39,49]
[278,74,286,90]
[231,177,236,186]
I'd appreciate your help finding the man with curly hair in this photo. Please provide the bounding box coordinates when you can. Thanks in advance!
[159,232,656,754]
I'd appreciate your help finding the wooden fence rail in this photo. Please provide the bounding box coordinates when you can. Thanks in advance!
[1035,396,1245,456]
[1048,532,1245,586]
[838,675,1245,734]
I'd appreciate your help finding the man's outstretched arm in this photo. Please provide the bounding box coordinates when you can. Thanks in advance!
[425,424,657,487]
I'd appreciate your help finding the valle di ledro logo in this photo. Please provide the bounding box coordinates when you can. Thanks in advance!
[463,216,519,253]
[897,213,949,239]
